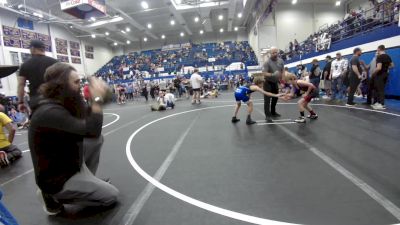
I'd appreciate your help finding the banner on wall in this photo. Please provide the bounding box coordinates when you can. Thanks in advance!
[57,55,69,62]
[85,52,94,59]
[17,18,34,30]
[21,53,32,63]
[70,49,81,57]
[37,33,52,52]
[2,26,21,48]
[71,57,82,64]
[85,45,94,52]
[56,38,68,55]
[70,41,80,49]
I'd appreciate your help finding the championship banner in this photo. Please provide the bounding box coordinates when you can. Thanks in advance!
[69,41,80,49]
[56,38,68,55]
[85,52,94,59]
[71,57,82,64]
[85,45,94,52]
[57,55,69,62]
[3,37,21,48]
[70,49,81,57]
[20,29,38,49]
[37,33,52,52]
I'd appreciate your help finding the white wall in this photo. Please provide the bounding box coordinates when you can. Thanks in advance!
[247,2,345,66]
[347,0,375,12]
[0,8,114,96]
[275,3,344,50]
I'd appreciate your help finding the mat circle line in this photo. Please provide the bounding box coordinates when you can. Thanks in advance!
[125,103,400,225]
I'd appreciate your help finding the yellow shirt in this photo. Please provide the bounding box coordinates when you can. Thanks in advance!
[0,112,12,148]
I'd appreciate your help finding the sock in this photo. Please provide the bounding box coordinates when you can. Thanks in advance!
[300,111,305,117]
[310,110,316,115]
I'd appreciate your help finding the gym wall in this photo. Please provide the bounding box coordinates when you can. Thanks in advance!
[0,8,116,96]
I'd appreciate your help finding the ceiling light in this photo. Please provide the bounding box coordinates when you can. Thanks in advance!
[147,23,152,29]
[292,0,297,4]
[121,30,126,34]
[237,13,242,18]
[143,37,148,42]
[141,1,149,9]
[335,1,341,6]
[234,27,238,31]
[161,34,165,39]
[33,12,43,18]
[218,15,223,20]
[194,17,199,22]
[219,28,224,33]
[199,30,204,34]
[105,32,109,36]
[114,42,118,46]
[170,20,175,25]
[126,27,130,32]
[91,34,96,38]
[126,40,130,44]
[87,16,123,27]
[180,32,184,37]
[69,25,73,29]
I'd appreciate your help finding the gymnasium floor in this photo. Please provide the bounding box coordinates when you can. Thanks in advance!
[1,92,400,225]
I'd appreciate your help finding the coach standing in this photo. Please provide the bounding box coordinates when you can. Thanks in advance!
[262,47,284,122]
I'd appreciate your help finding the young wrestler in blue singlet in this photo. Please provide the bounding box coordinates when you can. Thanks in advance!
[232,76,286,125]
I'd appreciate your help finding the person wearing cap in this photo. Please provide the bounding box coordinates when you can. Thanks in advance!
[330,52,348,101]
[322,55,333,98]
[17,40,57,113]
[346,48,363,106]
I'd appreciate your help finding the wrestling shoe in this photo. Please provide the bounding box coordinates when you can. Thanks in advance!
[231,117,240,123]
[307,114,318,119]
[246,119,256,125]
[295,117,306,123]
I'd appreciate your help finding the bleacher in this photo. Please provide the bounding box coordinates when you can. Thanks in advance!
[94,41,258,82]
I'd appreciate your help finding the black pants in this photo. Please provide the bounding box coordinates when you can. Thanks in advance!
[373,73,388,105]
[264,81,278,118]
[347,76,360,104]
[366,77,374,104]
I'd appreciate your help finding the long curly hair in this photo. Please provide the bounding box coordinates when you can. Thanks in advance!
[39,62,86,118]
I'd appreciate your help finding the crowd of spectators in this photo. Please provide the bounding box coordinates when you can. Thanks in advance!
[94,41,257,83]
[282,0,399,62]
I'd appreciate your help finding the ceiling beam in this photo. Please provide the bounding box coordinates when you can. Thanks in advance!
[108,24,139,42]
[199,10,213,32]
[106,3,158,40]
[164,0,192,35]
[227,0,237,31]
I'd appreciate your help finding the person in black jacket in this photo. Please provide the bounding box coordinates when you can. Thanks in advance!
[29,63,118,216]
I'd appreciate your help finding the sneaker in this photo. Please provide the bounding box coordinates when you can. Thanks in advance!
[295,117,306,123]
[231,117,240,123]
[345,103,356,107]
[307,114,318,119]
[371,103,385,110]
[36,189,63,216]
[246,119,256,125]
[271,113,281,117]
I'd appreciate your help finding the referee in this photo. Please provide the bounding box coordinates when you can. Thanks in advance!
[262,47,284,122]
